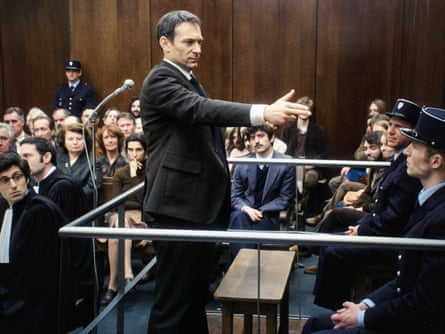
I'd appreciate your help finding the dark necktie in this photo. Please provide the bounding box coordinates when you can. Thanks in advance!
[70,85,76,92]
[190,76,227,167]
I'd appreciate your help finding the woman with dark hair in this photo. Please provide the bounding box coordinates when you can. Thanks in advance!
[101,134,149,306]
[56,122,103,207]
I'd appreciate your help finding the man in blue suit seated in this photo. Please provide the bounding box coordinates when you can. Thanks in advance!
[303,106,445,334]
[228,124,296,260]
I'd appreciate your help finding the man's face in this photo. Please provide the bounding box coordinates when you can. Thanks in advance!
[250,130,274,155]
[53,109,67,130]
[33,119,55,141]
[363,140,381,161]
[127,141,145,162]
[117,118,136,137]
[404,141,433,180]
[160,22,203,71]
[0,165,27,206]
[3,111,24,137]
[0,128,12,154]
[65,69,82,83]
[130,100,141,118]
[386,117,412,150]
[20,143,47,179]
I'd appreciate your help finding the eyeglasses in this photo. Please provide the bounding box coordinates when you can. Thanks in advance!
[0,172,25,186]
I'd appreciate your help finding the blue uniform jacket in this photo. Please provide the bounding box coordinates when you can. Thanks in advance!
[364,186,445,333]
[52,81,97,118]
[358,153,422,236]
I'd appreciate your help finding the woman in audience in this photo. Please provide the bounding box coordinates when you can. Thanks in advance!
[56,122,102,208]
[101,134,149,306]
[96,124,127,177]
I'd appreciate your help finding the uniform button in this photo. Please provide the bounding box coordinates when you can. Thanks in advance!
[372,213,376,217]
[398,254,402,261]
[397,287,401,294]
[396,271,400,277]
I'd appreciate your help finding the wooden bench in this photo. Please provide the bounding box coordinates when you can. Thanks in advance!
[214,249,295,334]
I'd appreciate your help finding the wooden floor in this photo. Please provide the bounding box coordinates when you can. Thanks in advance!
[207,312,307,334]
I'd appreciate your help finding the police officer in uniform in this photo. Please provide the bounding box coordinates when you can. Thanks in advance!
[51,60,97,118]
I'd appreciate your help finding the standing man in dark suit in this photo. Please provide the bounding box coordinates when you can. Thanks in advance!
[302,106,445,334]
[140,10,310,334]
[312,99,423,310]
[52,59,97,118]
[229,124,296,259]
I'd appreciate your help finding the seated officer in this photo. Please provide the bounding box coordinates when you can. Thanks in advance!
[303,106,445,334]
[228,124,296,260]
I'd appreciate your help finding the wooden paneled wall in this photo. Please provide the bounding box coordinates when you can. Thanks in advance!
[1,0,444,158]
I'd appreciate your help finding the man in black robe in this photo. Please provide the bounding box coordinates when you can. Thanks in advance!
[0,153,69,333]
[20,137,96,329]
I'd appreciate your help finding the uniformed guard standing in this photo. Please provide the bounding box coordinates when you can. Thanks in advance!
[51,59,97,118]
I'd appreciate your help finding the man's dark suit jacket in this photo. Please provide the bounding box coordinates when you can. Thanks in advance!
[140,61,253,227]
[231,151,296,221]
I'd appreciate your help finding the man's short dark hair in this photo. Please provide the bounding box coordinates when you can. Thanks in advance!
[247,124,274,140]
[156,10,201,43]
[21,137,57,166]
[364,131,384,146]
[125,133,146,152]
[0,152,31,181]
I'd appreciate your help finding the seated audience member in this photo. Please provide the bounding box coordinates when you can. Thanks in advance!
[117,112,136,138]
[322,131,387,213]
[3,107,30,152]
[226,127,250,174]
[102,107,121,127]
[63,115,81,127]
[101,134,148,306]
[228,125,296,260]
[312,99,422,311]
[52,107,70,131]
[56,122,102,208]
[31,115,61,154]
[81,107,101,130]
[0,153,70,333]
[19,137,94,329]
[96,124,127,177]
[128,97,141,119]
[0,123,15,154]
[25,107,47,136]
[280,96,329,221]
[302,106,445,334]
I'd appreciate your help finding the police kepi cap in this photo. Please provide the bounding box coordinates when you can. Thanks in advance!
[386,98,421,127]
[64,59,81,71]
[401,107,445,151]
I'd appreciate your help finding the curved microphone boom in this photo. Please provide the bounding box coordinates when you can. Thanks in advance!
[83,79,135,127]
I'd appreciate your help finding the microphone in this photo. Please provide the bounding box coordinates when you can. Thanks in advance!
[83,79,135,127]
[111,79,135,97]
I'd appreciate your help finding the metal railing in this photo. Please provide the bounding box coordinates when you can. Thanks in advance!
[59,158,445,333]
